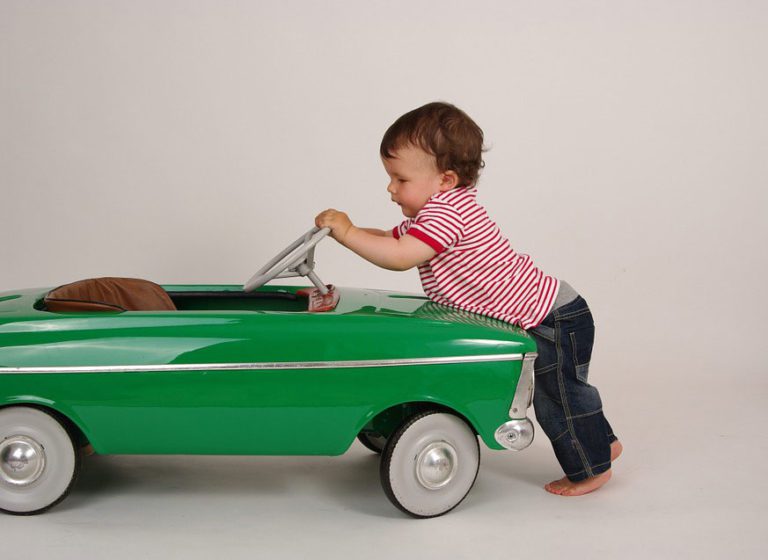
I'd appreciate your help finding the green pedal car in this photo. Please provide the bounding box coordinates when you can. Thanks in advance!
[0,228,537,518]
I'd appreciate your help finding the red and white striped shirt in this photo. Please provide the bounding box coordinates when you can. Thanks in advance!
[392,186,559,329]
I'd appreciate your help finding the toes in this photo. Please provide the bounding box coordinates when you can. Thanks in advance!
[545,484,564,495]
[544,478,569,495]
[560,482,587,497]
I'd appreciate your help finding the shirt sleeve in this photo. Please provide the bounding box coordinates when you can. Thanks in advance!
[405,199,465,254]
[392,219,412,239]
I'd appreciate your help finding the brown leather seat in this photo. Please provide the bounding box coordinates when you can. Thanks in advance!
[45,277,177,312]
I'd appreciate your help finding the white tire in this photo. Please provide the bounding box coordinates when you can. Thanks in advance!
[0,407,79,515]
[380,411,480,518]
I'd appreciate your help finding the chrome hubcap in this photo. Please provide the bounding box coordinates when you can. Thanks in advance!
[0,436,46,487]
[415,441,458,490]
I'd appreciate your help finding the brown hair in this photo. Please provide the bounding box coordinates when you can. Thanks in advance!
[380,102,486,187]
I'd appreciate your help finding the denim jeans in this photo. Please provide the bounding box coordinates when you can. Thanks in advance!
[530,295,616,481]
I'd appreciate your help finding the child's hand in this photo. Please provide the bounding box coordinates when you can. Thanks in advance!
[315,209,354,242]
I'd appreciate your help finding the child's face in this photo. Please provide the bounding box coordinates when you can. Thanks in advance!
[382,145,456,218]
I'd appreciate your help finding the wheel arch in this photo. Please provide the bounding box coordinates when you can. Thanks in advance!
[0,401,91,450]
[355,400,480,441]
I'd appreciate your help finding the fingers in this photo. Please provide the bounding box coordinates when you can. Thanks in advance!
[315,209,346,226]
[314,209,352,241]
[314,210,327,228]
[315,208,338,228]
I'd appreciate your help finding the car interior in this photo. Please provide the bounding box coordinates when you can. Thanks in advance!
[41,277,310,313]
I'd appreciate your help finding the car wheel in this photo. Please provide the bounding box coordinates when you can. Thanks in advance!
[380,410,480,518]
[357,432,387,454]
[0,407,80,515]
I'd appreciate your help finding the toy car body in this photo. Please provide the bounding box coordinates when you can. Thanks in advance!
[0,232,538,517]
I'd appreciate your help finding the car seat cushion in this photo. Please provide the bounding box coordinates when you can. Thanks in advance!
[44,277,177,312]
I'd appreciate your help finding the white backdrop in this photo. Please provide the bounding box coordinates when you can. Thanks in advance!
[0,2,766,556]
[2,1,765,377]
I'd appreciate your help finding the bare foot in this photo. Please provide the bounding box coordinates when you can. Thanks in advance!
[610,439,623,461]
[545,469,612,496]
[545,440,622,496]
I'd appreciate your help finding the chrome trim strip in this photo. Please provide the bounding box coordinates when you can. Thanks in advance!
[0,353,524,375]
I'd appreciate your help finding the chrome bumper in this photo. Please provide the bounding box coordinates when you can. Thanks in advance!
[494,352,536,451]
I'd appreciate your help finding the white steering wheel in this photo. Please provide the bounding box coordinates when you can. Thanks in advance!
[243,227,331,294]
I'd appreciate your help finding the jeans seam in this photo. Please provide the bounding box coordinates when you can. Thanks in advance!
[533,330,555,343]
[532,327,555,343]
[555,322,594,478]
[569,328,592,384]
[566,460,612,478]
[570,331,580,373]
[551,429,569,443]
[567,408,603,420]
[555,308,591,321]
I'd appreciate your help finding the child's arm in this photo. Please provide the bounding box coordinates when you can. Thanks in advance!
[359,228,392,237]
[315,209,434,271]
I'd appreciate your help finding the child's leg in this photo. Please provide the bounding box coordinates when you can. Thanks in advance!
[530,296,617,496]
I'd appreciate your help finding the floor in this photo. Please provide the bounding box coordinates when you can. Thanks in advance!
[1,367,764,560]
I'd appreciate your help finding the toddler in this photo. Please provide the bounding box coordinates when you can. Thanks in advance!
[315,102,621,495]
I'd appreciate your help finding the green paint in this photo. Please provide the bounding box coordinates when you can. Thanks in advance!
[0,285,536,454]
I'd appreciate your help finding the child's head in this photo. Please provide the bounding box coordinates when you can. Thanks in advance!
[380,102,485,217]
[380,102,485,188]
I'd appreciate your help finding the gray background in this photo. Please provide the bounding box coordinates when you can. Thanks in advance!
[1,1,766,558]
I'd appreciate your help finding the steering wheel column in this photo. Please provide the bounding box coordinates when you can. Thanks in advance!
[244,227,331,294]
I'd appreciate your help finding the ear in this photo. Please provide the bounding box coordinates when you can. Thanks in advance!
[439,170,460,191]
